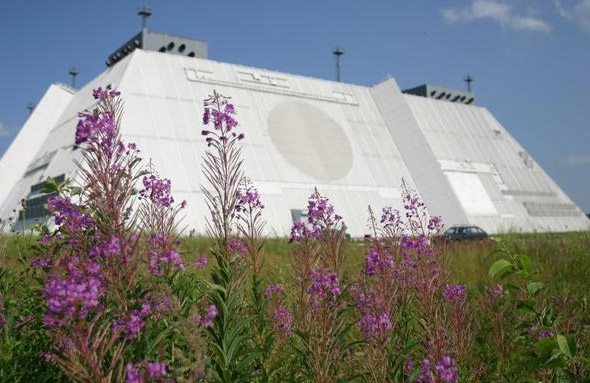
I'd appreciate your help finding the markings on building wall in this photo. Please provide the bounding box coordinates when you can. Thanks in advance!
[184,67,214,81]
[268,102,353,181]
[522,202,579,217]
[183,66,359,105]
[236,71,290,89]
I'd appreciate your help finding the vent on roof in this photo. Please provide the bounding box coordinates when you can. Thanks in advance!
[106,29,208,67]
[402,84,475,105]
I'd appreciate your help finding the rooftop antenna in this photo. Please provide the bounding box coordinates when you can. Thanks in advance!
[333,47,344,82]
[68,67,78,89]
[138,5,152,30]
[464,74,474,93]
[26,103,35,115]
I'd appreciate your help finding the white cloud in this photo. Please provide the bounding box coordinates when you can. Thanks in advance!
[554,0,573,19]
[558,0,590,32]
[563,154,590,166]
[442,0,551,33]
[0,122,10,137]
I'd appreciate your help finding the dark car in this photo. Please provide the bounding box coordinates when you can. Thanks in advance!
[443,225,488,241]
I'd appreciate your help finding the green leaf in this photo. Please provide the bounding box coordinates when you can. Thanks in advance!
[504,283,523,292]
[41,177,61,194]
[536,337,557,355]
[527,282,543,297]
[68,186,82,196]
[516,299,537,315]
[517,254,532,273]
[556,335,572,358]
[489,259,514,279]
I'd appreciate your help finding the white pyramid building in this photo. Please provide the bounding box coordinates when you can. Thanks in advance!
[1,30,588,236]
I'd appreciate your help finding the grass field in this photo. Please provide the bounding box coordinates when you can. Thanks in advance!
[3,230,589,295]
[177,231,590,295]
[2,229,589,381]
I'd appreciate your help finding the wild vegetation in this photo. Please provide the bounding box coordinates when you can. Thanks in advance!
[0,89,589,382]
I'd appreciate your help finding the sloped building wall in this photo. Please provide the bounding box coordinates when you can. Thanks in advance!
[0,84,73,220]
[402,94,589,233]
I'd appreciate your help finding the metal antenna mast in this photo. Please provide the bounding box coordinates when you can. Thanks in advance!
[138,5,152,29]
[69,67,79,89]
[464,74,474,93]
[26,103,35,115]
[333,47,344,82]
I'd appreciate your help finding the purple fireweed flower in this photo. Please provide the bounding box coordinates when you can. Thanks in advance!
[272,304,293,338]
[139,173,174,207]
[47,196,95,234]
[235,184,264,213]
[31,257,52,269]
[144,292,172,320]
[114,304,151,340]
[417,359,433,383]
[103,235,121,258]
[193,256,208,269]
[146,362,167,379]
[289,221,318,242]
[39,234,51,246]
[147,234,184,276]
[427,215,444,233]
[443,284,466,304]
[307,191,342,228]
[224,103,235,114]
[308,269,341,298]
[539,330,554,339]
[364,247,394,276]
[307,269,341,312]
[401,234,434,257]
[380,207,402,229]
[0,295,6,326]
[527,327,554,340]
[126,363,143,383]
[149,250,184,276]
[488,284,503,300]
[403,193,425,220]
[228,237,247,257]
[358,311,392,341]
[43,258,104,326]
[203,305,218,328]
[365,248,380,277]
[405,358,414,376]
[202,92,244,144]
[75,93,122,157]
[290,191,342,241]
[264,283,285,298]
[92,87,120,100]
[435,356,458,383]
[41,351,54,363]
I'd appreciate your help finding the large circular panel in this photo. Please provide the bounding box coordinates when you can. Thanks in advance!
[267,102,353,181]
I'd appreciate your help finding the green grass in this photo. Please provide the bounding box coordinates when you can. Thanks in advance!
[2,231,589,296]
[175,232,590,298]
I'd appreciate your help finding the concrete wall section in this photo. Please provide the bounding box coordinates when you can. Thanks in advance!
[370,79,469,229]
[0,84,74,221]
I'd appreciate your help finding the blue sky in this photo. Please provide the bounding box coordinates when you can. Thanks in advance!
[1,0,589,213]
